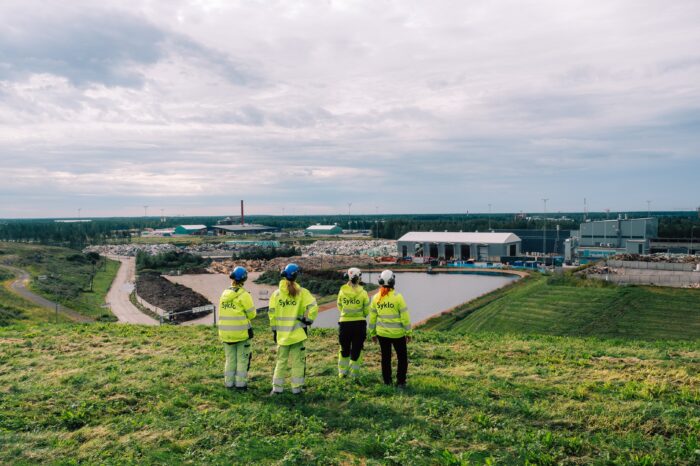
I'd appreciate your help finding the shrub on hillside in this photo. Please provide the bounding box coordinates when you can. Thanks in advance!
[234,246,299,261]
[136,251,211,274]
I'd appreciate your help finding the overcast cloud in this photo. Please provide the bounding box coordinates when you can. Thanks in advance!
[0,0,698,217]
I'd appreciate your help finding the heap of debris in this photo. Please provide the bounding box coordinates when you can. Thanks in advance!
[611,253,698,264]
[301,240,397,257]
[135,273,211,321]
[209,254,379,274]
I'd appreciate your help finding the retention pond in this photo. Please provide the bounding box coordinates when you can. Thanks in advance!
[313,271,519,329]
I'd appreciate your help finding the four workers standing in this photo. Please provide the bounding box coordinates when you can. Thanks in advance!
[217,263,411,393]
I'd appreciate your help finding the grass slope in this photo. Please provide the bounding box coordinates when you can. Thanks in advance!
[1,320,699,464]
[0,242,119,321]
[0,272,72,325]
[424,274,700,340]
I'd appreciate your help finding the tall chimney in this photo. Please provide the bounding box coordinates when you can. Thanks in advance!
[240,200,245,225]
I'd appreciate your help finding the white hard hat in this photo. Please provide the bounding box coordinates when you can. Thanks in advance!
[347,267,362,283]
[378,270,395,287]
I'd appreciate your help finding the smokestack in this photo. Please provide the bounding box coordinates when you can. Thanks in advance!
[241,200,245,225]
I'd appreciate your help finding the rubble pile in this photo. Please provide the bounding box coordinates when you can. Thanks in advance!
[85,244,178,257]
[611,253,699,264]
[209,255,378,274]
[584,265,620,275]
[301,240,397,257]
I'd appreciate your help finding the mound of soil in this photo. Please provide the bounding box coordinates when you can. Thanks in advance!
[136,273,211,320]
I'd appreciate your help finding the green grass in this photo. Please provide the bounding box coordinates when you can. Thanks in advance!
[0,320,698,464]
[423,274,700,340]
[0,272,72,325]
[0,242,119,322]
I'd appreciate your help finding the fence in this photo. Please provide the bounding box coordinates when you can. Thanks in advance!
[589,272,700,288]
[606,260,697,272]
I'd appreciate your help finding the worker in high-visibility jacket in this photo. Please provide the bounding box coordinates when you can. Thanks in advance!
[218,266,256,390]
[268,263,318,394]
[336,267,370,379]
[368,270,412,388]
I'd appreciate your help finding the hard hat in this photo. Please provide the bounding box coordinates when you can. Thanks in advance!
[281,263,300,281]
[345,267,362,283]
[377,269,395,287]
[229,266,248,283]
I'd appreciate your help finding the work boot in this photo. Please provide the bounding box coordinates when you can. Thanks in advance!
[291,387,303,395]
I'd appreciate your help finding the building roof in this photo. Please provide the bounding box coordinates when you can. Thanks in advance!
[397,231,521,244]
[212,224,278,232]
[306,225,341,231]
[177,224,207,230]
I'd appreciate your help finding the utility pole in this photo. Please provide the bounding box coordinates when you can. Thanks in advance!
[347,202,352,216]
[542,198,549,259]
[143,205,149,217]
[77,208,81,219]
[583,198,587,222]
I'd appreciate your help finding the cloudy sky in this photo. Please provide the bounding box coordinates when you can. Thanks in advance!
[1,0,699,218]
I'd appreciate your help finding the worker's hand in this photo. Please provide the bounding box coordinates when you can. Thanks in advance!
[272,331,277,343]
[372,336,377,343]
[299,317,313,326]
[406,336,411,343]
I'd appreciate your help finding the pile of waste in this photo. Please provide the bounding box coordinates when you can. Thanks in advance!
[136,273,211,319]
[85,244,178,257]
[209,255,379,274]
[301,240,397,257]
[583,265,619,275]
[611,253,698,264]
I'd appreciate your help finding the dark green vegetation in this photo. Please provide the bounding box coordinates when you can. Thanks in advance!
[1,322,699,464]
[0,242,119,322]
[424,274,700,340]
[2,210,698,244]
[136,250,211,274]
[234,246,300,260]
[256,269,378,297]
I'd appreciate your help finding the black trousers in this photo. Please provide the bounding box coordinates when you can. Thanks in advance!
[339,320,367,361]
[377,335,408,385]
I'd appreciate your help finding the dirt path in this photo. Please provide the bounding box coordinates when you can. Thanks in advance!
[2,265,92,323]
[105,256,158,325]
[165,272,277,326]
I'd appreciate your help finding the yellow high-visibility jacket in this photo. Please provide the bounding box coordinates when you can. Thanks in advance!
[269,280,318,346]
[337,283,370,323]
[218,286,256,343]
[368,288,412,338]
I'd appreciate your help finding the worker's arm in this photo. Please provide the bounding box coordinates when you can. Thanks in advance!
[242,292,256,321]
[398,294,412,337]
[302,289,318,324]
[268,290,278,331]
[368,297,377,337]
[362,289,370,318]
[336,288,344,313]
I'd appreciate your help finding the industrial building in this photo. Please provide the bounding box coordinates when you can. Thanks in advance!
[174,225,207,235]
[305,225,343,236]
[213,224,280,235]
[397,231,522,262]
[566,217,658,262]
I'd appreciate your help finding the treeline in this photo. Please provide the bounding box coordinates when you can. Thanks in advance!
[136,251,211,274]
[255,269,379,296]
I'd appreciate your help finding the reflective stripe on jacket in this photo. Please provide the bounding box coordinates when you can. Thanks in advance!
[337,283,370,323]
[368,288,412,338]
[218,286,256,343]
[269,280,318,346]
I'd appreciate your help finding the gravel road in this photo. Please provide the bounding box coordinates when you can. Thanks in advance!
[105,256,158,325]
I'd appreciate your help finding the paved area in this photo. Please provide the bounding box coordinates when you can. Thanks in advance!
[165,272,277,326]
[105,256,158,325]
[2,265,92,322]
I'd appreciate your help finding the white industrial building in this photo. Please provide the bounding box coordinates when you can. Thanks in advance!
[397,231,522,262]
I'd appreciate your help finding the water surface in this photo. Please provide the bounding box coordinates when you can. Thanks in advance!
[313,271,518,329]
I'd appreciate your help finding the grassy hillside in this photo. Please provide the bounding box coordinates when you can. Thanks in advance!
[1,320,699,464]
[0,242,119,321]
[423,274,700,340]
[0,271,72,325]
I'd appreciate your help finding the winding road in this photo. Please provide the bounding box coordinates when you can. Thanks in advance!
[105,256,158,325]
[2,265,92,322]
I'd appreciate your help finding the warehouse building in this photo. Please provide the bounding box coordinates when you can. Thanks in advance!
[397,231,522,262]
[213,224,280,235]
[566,217,658,262]
[174,224,207,235]
[305,224,343,236]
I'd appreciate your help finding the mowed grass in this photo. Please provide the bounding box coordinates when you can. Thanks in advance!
[424,274,700,340]
[1,320,699,464]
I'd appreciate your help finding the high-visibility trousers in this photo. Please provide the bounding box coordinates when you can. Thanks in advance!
[272,341,306,393]
[223,340,251,388]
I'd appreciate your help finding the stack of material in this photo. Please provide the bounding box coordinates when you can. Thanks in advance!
[85,244,178,257]
[584,265,619,275]
[612,253,698,264]
[209,255,378,274]
[301,240,397,257]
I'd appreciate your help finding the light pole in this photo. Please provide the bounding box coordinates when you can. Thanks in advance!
[143,205,149,217]
[542,198,549,260]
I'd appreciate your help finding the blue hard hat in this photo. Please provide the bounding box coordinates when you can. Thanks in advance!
[281,263,300,281]
[229,266,248,283]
